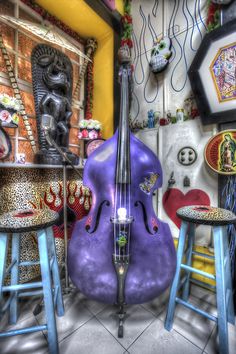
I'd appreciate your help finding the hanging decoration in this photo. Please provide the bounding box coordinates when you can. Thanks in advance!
[149,37,172,74]
[121,0,133,49]
[0,34,37,153]
[206,0,221,32]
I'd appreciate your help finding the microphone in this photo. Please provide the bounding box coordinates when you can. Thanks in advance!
[40,114,82,177]
[41,114,55,146]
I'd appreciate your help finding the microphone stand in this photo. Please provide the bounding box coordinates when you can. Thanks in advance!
[46,134,82,294]
[33,126,82,316]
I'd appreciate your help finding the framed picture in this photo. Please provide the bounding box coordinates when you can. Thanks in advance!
[188,19,236,125]
[205,129,236,175]
[0,126,12,160]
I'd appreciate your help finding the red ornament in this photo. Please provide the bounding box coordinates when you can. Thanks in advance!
[81,129,89,138]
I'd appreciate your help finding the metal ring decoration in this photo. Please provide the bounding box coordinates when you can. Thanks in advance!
[177,146,197,166]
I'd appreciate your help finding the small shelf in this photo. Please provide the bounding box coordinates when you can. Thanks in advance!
[0,162,84,169]
[132,127,159,133]
[110,216,134,225]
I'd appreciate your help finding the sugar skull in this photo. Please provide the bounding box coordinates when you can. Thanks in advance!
[149,37,172,73]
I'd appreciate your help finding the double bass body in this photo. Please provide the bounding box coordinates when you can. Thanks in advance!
[68,128,176,304]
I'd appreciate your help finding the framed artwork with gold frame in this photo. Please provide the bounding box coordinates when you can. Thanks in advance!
[188,19,236,125]
[205,129,236,175]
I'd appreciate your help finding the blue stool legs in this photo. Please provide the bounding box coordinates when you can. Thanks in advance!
[182,223,195,301]
[165,221,235,354]
[46,227,64,317]
[9,233,20,325]
[37,228,59,354]
[213,226,235,354]
[0,233,8,313]
[165,221,189,330]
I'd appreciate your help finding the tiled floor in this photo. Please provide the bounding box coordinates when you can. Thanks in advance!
[0,284,235,354]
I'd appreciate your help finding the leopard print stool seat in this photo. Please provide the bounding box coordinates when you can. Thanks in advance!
[177,205,236,226]
[0,208,63,354]
[0,208,59,233]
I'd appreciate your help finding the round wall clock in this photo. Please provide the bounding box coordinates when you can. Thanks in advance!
[0,126,12,160]
[86,139,105,157]
[205,129,236,175]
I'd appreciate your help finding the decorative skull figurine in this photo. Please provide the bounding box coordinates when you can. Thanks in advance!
[118,44,131,64]
[149,36,172,74]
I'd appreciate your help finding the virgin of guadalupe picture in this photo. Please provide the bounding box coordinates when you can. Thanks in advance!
[219,133,236,172]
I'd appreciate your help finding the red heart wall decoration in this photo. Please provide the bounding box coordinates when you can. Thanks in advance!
[163,188,210,229]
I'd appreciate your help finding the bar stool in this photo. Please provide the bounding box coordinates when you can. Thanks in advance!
[165,205,236,354]
[0,208,64,354]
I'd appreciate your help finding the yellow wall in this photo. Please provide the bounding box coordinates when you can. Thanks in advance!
[36,0,114,139]
[115,0,124,15]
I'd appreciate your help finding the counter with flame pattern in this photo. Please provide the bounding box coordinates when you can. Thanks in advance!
[0,166,92,283]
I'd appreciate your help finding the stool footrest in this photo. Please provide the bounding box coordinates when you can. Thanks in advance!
[178,274,188,291]
[19,261,40,267]
[0,324,47,338]
[18,289,43,297]
[190,277,216,291]
[181,264,216,280]
[0,293,15,314]
[5,260,17,277]
[176,297,217,322]
[191,250,215,260]
[2,281,42,292]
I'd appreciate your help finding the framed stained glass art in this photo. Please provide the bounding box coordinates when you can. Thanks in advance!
[188,19,236,125]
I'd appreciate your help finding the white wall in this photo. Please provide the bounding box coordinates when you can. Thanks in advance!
[132,0,218,246]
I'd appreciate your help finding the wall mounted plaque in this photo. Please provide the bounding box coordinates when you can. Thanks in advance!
[205,129,236,175]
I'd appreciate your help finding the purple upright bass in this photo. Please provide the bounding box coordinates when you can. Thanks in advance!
[68,50,176,335]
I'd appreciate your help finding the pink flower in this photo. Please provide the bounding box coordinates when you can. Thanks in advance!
[0,110,11,123]
[88,129,98,139]
[82,129,89,138]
